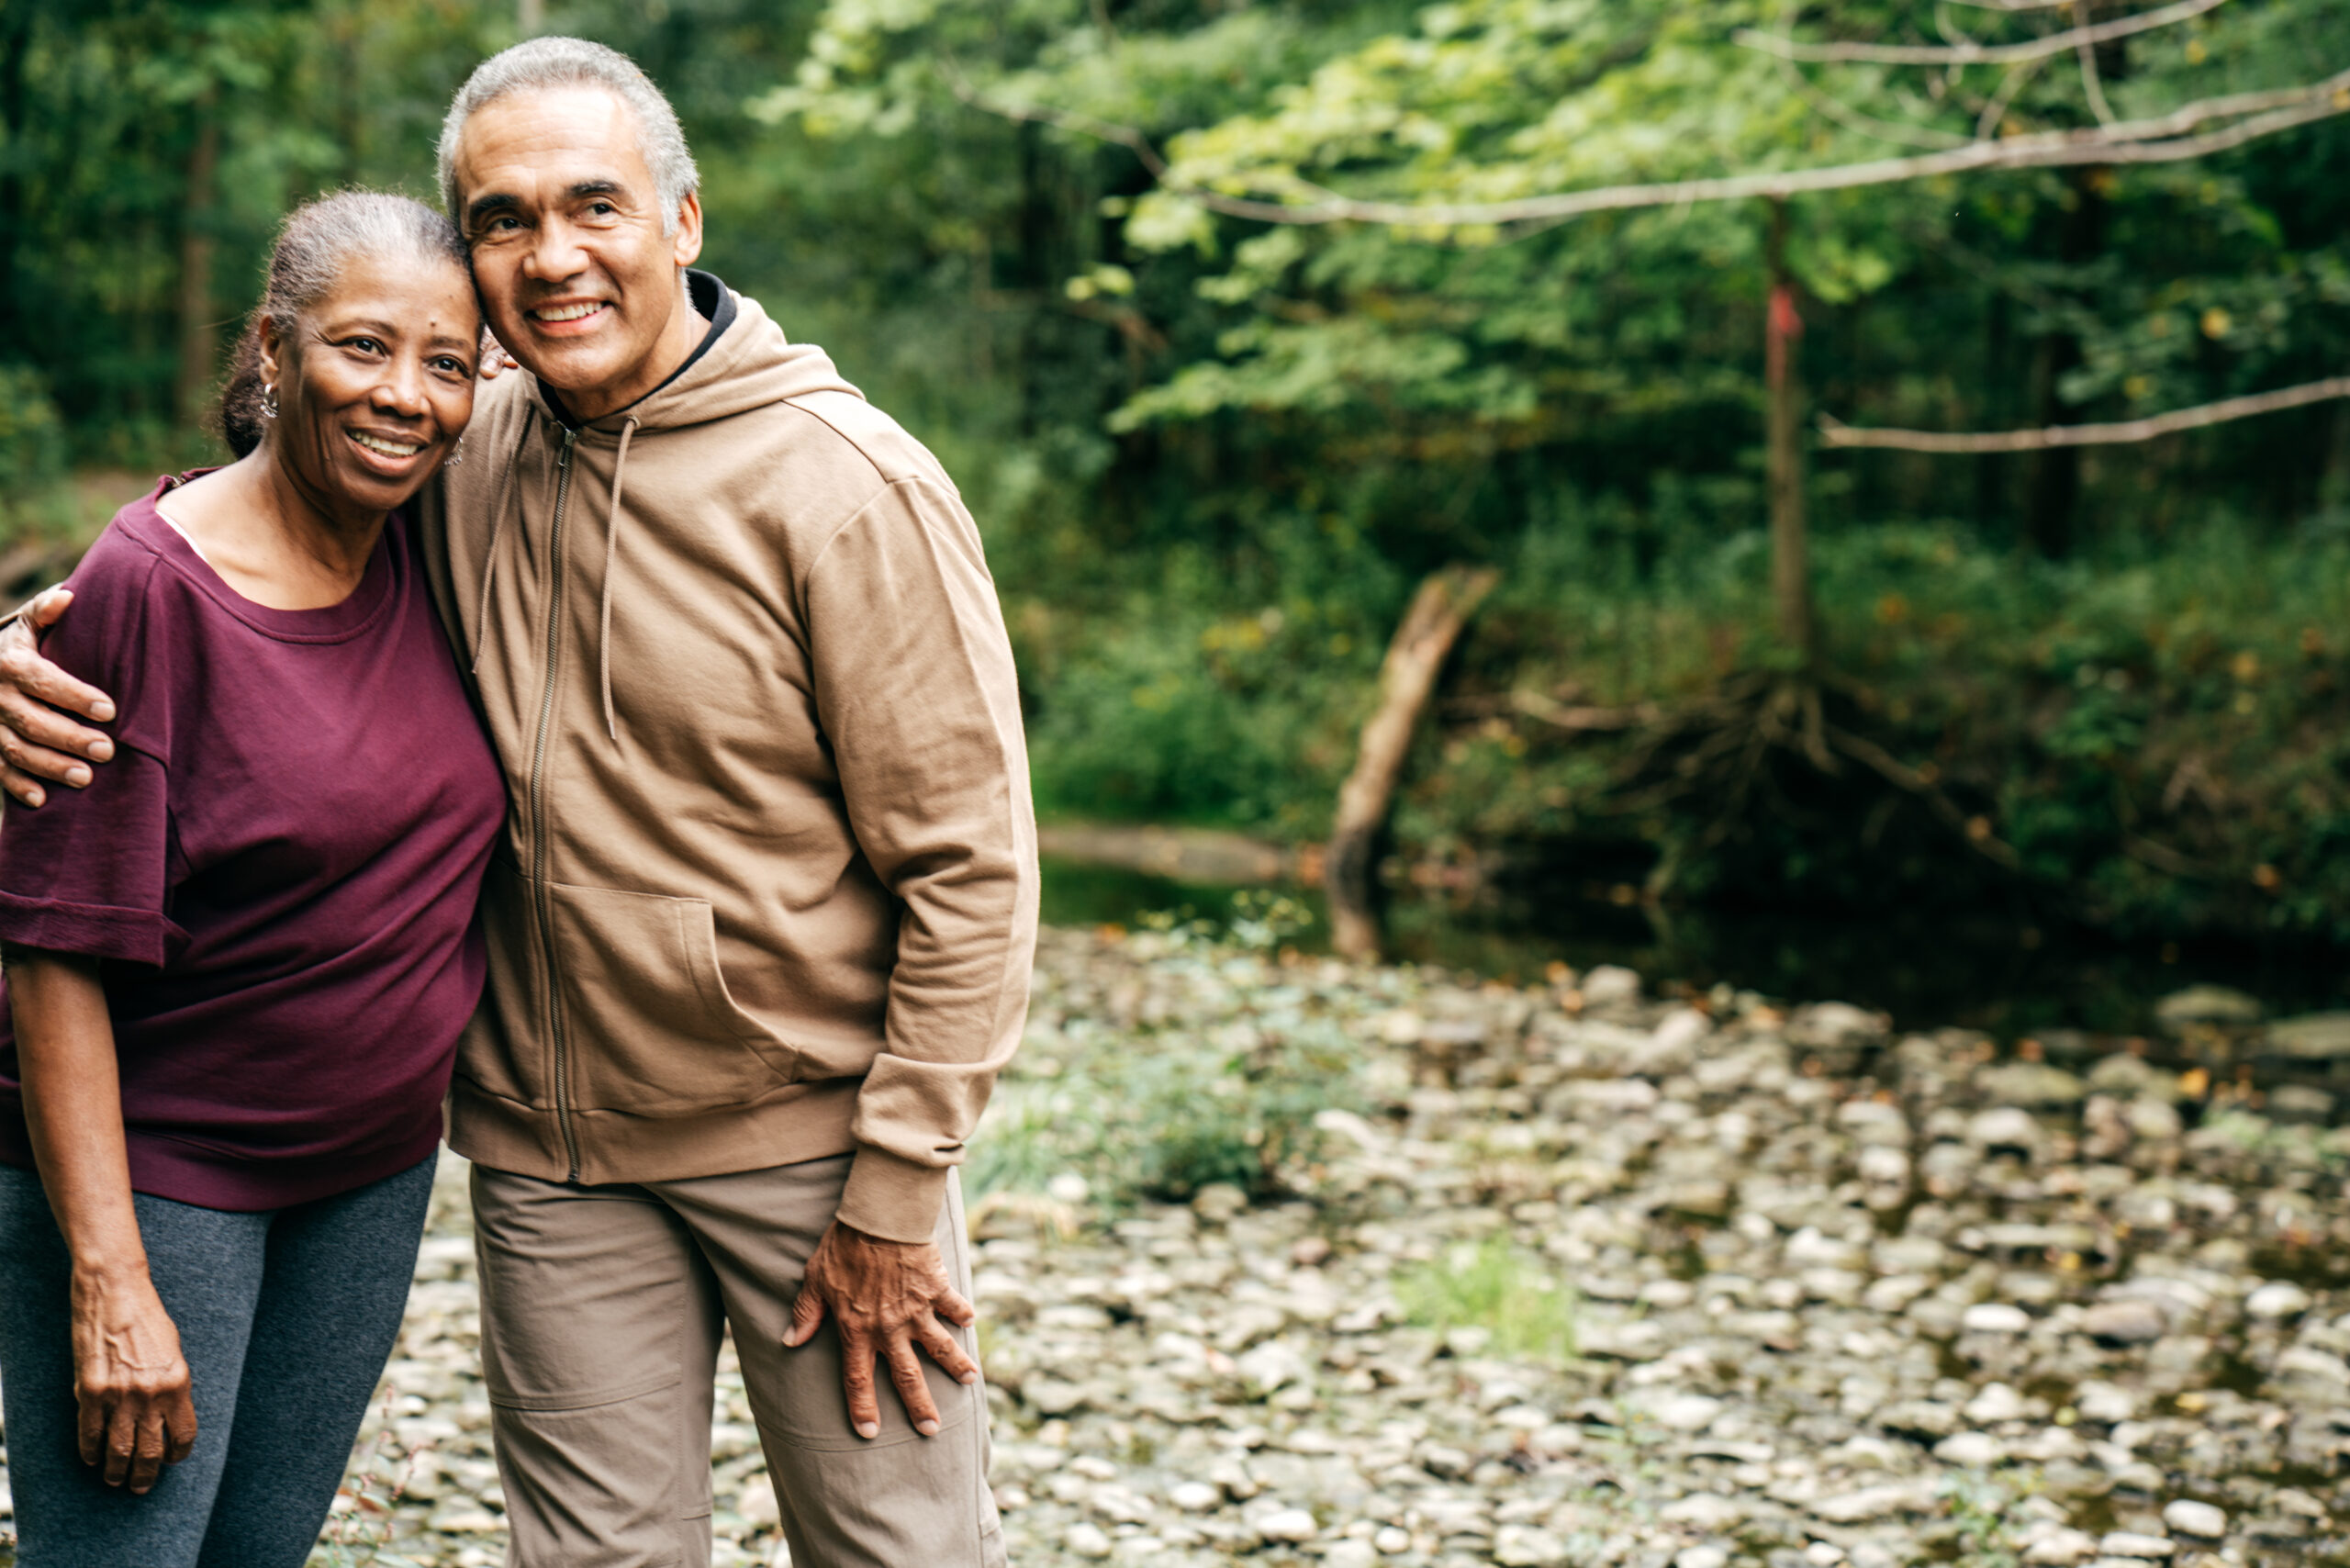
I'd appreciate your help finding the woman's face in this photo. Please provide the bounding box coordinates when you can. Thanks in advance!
[261,252,480,521]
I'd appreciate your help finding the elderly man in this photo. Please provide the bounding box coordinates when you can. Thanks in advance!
[0,37,1031,1568]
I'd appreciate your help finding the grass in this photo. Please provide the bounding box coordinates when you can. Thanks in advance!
[1393,1237,1580,1363]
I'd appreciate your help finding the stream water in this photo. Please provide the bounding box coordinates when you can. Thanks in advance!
[1039,855,2350,1042]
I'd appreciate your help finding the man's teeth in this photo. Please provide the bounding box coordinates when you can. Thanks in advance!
[352,432,423,458]
[534,302,603,322]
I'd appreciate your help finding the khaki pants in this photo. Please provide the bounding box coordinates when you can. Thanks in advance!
[470,1156,1007,1568]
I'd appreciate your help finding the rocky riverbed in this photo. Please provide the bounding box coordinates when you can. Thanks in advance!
[5,927,2350,1567]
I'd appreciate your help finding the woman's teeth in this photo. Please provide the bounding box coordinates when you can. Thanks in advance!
[352,432,423,458]
[533,302,603,322]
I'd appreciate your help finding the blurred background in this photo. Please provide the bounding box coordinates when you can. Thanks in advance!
[6,0,2349,1032]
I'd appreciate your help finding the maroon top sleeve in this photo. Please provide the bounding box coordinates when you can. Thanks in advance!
[0,529,186,968]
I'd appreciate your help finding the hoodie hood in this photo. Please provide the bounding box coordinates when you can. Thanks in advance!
[472,274,866,738]
[546,272,864,440]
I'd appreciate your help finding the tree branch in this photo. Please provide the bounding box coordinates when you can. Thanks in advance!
[1818,375,2350,452]
[1734,0,2227,67]
[950,63,2350,230]
[2074,0,2119,126]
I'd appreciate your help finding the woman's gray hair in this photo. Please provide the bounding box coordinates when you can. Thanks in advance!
[215,192,468,458]
[436,38,699,235]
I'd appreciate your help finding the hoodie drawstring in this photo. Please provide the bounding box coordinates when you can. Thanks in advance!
[599,416,639,744]
[469,409,534,676]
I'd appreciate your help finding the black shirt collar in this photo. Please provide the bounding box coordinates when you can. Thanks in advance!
[538,269,736,431]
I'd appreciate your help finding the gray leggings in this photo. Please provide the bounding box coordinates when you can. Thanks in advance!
[0,1156,434,1568]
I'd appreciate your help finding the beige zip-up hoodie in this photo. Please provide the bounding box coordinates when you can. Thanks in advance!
[419,278,1036,1244]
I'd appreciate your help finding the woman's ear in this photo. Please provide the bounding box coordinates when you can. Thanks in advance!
[258,313,285,391]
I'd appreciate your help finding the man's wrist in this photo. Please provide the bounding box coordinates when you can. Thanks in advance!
[835,1144,950,1245]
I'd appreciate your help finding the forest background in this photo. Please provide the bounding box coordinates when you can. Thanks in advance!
[5,0,2350,980]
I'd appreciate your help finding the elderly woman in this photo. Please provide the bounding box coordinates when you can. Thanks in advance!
[0,192,505,1568]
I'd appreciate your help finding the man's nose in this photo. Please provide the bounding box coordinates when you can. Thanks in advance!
[522,217,590,284]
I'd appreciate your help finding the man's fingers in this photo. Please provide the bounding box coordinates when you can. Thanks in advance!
[886,1335,943,1437]
[839,1327,882,1439]
[0,651,117,734]
[21,585,73,632]
[3,763,48,808]
[914,1316,983,1387]
[782,1281,827,1348]
[936,1286,978,1327]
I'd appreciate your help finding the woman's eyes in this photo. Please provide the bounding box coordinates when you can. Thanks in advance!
[348,337,384,355]
[431,356,472,375]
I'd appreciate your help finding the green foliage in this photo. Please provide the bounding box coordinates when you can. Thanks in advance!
[967,918,1357,1208]
[1393,1236,1578,1362]
[23,0,2350,947]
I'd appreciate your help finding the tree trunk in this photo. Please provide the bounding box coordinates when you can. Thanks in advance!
[1765,199,1815,665]
[1324,566,1499,961]
[2024,166,2108,557]
[173,113,221,424]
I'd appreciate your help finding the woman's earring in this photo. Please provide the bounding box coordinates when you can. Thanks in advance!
[446,436,466,468]
[262,384,280,420]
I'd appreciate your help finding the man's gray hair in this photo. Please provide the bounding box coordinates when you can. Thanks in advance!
[436,37,699,234]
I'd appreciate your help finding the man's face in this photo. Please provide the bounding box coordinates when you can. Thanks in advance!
[453,85,704,420]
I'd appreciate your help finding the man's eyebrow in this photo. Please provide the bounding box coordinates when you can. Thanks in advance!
[464,192,520,229]
[568,179,626,201]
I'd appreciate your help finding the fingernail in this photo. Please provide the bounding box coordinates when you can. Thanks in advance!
[856,1421,880,1439]
[65,766,89,787]
[91,701,115,722]
[89,739,113,760]
[916,1419,940,1437]
[958,1371,980,1385]
[24,790,41,808]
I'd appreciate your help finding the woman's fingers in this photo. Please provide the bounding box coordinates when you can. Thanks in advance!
[128,1403,171,1494]
[102,1396,139,1487]
[164,1387,199,1464]
[77,1383,108,1467]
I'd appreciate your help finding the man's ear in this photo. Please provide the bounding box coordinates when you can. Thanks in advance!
[670,191,704,270]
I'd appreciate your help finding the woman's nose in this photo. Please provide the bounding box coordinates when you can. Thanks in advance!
[375,360,430,415]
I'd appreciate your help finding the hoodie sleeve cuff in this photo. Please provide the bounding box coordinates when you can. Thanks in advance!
[835,1145,953,1246]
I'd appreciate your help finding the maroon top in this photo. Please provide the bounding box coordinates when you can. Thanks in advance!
[0,476,506,1210]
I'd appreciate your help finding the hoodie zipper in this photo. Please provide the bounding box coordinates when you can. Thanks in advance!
[533,425,583,1182]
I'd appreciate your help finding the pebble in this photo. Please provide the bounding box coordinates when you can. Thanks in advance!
[1255,1506,1319,1542]
[2160,1500,2226,1538]
[309,930,2350,1567]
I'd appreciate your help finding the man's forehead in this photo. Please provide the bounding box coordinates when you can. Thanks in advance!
[453,86,648,195]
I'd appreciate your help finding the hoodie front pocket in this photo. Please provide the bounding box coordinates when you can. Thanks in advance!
[545,881,803,1116]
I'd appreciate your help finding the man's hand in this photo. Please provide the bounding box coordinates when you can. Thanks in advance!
[478,328,515,381]
[70,1262,198,1494]
[784,1221,980,1439]
[0,588,117,808]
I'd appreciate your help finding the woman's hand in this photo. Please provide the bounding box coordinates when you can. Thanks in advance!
[69,1263,197,1492]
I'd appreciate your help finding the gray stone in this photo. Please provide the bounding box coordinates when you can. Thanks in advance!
[2267,1013,2350,1059]
[2078,1298,2167,1345]
[2156,986,2262,1028]
[2160,1500,2226,1539]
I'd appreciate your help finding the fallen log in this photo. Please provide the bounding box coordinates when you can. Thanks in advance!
[1325,565,1499,960]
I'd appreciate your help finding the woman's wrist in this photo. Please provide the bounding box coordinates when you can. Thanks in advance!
[69,1250,155,1291]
